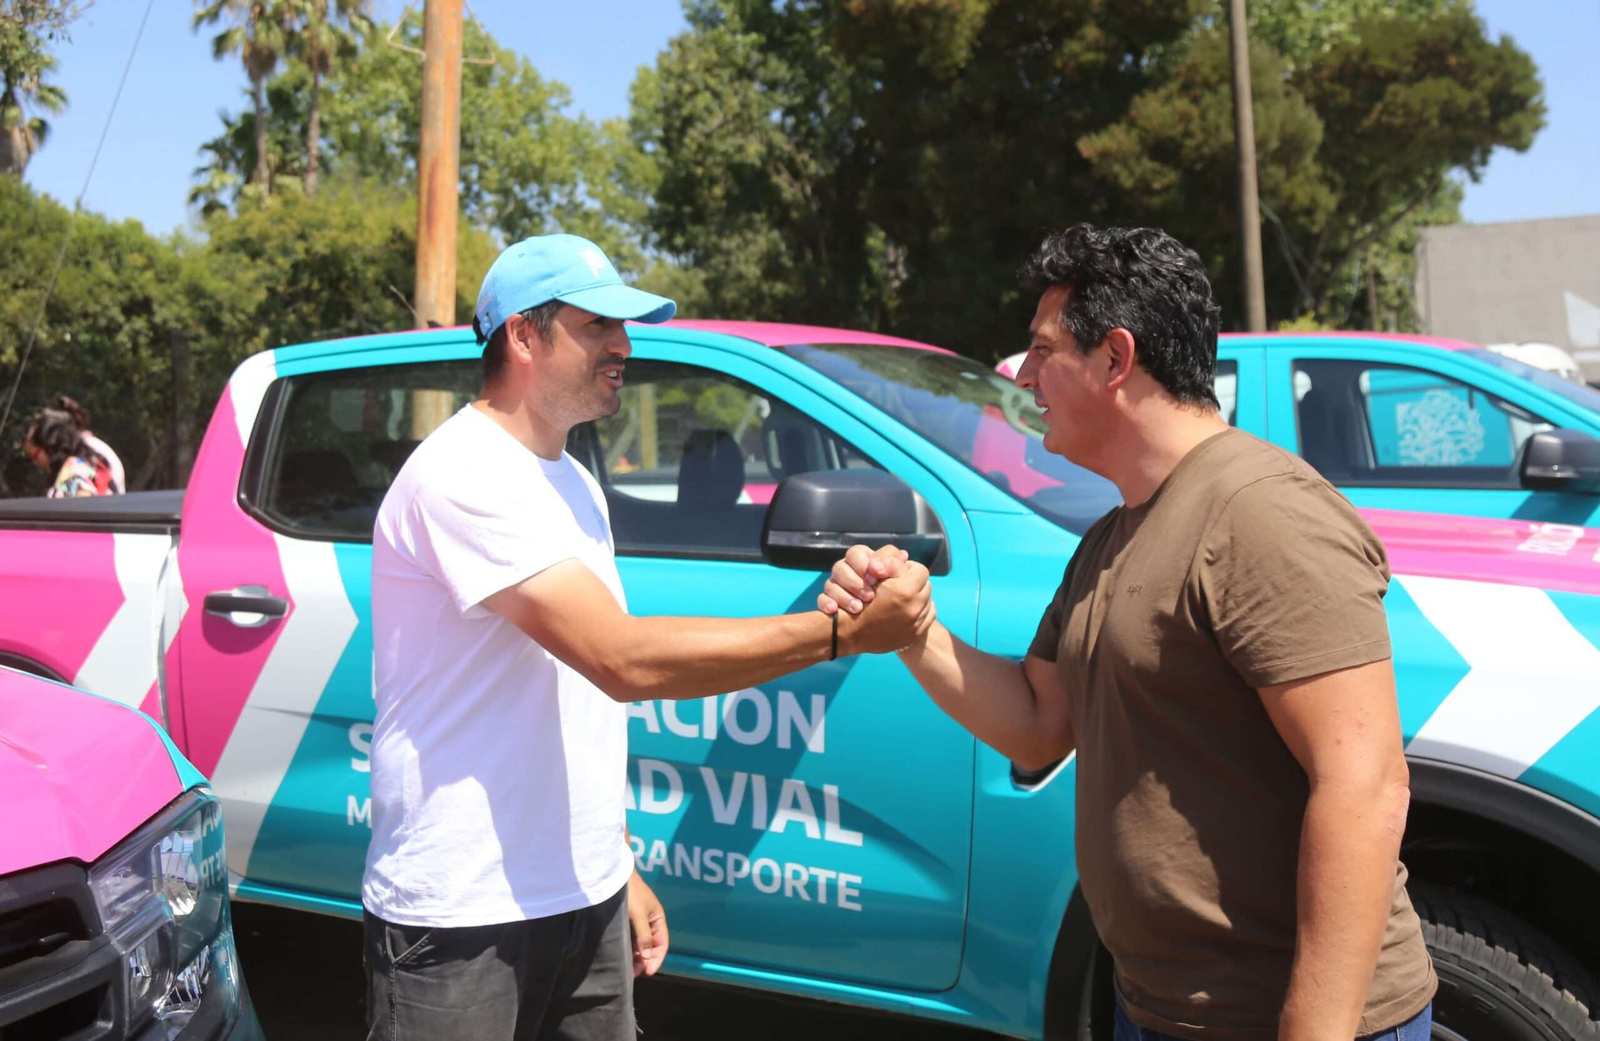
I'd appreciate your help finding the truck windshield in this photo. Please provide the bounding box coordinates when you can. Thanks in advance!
[780,343,1123,533]
[1464,348,1600,415]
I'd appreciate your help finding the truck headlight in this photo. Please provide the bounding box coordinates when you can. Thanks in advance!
[88,789,240,1037]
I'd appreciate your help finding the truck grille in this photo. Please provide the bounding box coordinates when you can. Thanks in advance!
[0,899,86,970]
[0,862,123,1041]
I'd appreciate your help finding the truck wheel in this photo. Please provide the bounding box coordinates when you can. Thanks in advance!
[1412,884,1600,1040]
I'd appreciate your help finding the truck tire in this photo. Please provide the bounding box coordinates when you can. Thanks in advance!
[1412,884,1600,1040]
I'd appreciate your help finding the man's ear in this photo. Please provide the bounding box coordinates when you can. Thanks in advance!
[1102,327,1137,390]
[505,314,539,366]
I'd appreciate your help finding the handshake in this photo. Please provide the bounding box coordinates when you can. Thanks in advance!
[816,544,936,656]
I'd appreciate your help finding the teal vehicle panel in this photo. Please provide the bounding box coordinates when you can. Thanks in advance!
[615,335,981,991]
[1256,336,1600,525]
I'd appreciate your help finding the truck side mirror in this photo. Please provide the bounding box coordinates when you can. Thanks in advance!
[761,470,949,574]
[1519,429,1600,494]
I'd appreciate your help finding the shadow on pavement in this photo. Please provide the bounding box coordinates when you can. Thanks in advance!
[233,903,1004,1040]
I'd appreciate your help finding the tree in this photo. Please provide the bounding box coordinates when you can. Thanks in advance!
[284,0,371,195]
[0,0,84,175]
[634,0,1543,346]
[192,9,662,288]
[1291,8,1542,322]
[198,176,496,349]
[193,0,293,191]
[1246,0,1471,67]
[318,11,646,265]
[1086,5,1541,327]
[0,172,503,495]
[0,175,230,493]
[1076,29,1334,322]
[635,0,1210,350]
[190,73,309,214]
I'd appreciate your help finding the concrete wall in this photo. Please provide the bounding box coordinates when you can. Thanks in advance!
[1416,214,1600,381]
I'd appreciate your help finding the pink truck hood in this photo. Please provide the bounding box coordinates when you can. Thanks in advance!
[1361,509,1600,597]
[0,670,189,877]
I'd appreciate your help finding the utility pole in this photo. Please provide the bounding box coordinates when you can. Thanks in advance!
[414,0,464,328]
[1227,0,1268,331]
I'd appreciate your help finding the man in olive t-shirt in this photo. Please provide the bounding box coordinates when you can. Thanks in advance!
[822,225,1436,1041]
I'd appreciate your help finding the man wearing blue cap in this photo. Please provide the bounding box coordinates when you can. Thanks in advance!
[363,234,933,1041]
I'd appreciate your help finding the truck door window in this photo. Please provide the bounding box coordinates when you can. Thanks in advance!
[256,361,479,540]
[1215,360,1239,425]
[566,361,881,560]
[1294,360,1553,488]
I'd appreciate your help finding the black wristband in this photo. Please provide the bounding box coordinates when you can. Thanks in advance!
[830,610,839,661]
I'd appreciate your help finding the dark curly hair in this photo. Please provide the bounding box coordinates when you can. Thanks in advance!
[54,394,92,430]
[1021,224,1222,409]
[21,407,87,475]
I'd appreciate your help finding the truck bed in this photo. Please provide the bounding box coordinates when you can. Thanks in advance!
[0,490,183,534]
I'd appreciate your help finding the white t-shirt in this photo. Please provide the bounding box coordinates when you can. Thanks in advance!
[81,432,125,494]
[362,405,631,928]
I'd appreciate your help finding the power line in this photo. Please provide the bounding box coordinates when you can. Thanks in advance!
[0,0,160,443]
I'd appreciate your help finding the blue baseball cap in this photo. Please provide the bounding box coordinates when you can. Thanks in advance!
[473,234,676,343]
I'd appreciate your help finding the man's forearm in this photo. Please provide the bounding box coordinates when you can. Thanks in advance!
[603,611,833,702]
[897,622,1073,768]
[1279,777,1411,1041]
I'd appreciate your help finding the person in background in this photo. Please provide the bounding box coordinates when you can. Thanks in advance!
[20,407,110,498]
[55,395,125,494]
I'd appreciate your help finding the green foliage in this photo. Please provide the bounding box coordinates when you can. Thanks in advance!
[198,9,650,272]
[636,0,1217,354]
[191,72,311,213]
[0,0,80,174]
[635,0,1544,344]
[200,175,495,347]
[0,176,219,493]
[0,175,496,493]
[1246,0,1472,68]
[1078,30,1333,318]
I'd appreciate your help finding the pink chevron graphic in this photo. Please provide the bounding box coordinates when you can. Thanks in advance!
[1364,509,1600,597]
[0,529,122,681]
[176,381,292,776]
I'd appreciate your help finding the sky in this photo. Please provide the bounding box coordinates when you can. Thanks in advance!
[20,0,1600,237]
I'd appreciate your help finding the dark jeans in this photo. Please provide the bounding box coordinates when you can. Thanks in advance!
[364,885,633,1041]
[1114,1001,1432,1041]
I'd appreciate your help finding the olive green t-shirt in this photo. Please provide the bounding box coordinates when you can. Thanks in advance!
[1030,428,1435,1040]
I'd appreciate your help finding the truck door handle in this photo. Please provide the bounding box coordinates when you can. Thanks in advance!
[204,586,288,627]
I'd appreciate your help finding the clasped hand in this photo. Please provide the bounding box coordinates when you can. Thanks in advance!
[816,544,936,654]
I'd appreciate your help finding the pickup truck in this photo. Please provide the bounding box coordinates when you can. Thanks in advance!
[3,321,1599,1041]
[1001,332,1600,525]
[0,666,261,1041]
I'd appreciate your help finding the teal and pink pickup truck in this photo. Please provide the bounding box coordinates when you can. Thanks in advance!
[3,321,1599,1040]
[1,666,261,1040]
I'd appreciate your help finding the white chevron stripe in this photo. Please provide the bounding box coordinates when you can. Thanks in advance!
[208,535,357,886]
[229,351,278,447]
[74,533,172,708]
[152,541,189,727]
[1400,574,1600,779]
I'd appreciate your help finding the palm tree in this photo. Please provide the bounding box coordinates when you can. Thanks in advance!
[193,0,292,191]
[0,13,69,177]
[188,75,308,214]
[285,0,371,196]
